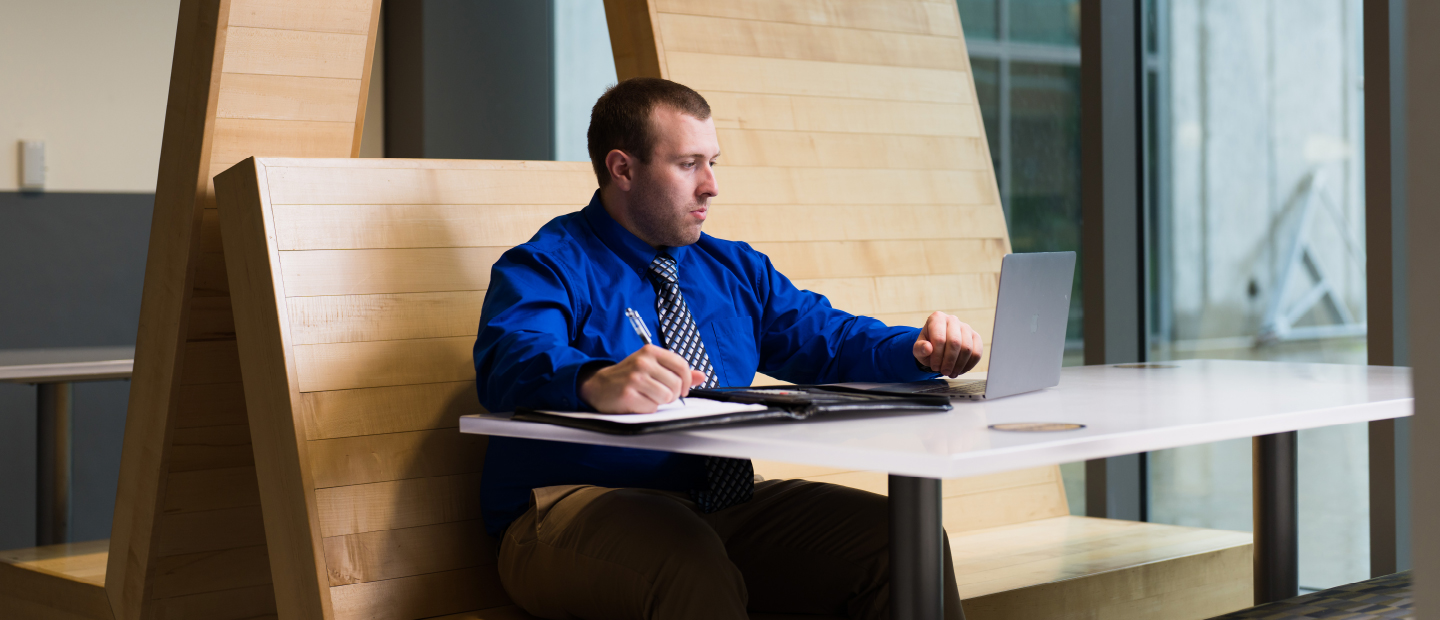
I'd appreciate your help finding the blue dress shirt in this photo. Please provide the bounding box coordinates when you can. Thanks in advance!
[474,191,937,536]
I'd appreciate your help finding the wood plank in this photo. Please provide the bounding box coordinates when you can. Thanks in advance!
[156,505,268,557]
[308,429,488,488]
[870,308,994,335]
[211,117,355,171]
[717,167,996,205]
[150,545,272,600]
[149,583,277,620]
[425,607,541,620]
[217,73,363,122]
[791,273,999,316]
[272,204,574,250]
[316,473,483,538]
[702,205,1009,243]
[163,466,262,514]
[754,239,1006,280]
[187,296,237,341]
[294,336,475,393]
[658,12,965,71]
[0,541,110,587]
[193,251,230,297]
[221,26,369,80]
[655,0,961,37]
[602,0,668,81]
[0,593,112,620]
[262,162,597,205]
[278,247,504,297]
[179,339,241,386]
[943,484,1073,533]
[299,381,482,440]
[288,291,485,345]
[718,130,986,170]
[329,565,513,620]
[322,519,495,586]
[705,92,981,137]
[216,159,336,619]
[806,466,1061,500]
[228,0,375,34]
[666,51,970,104]
[174,381,248,429]
[0,541,111,620]
[168,424,255,473]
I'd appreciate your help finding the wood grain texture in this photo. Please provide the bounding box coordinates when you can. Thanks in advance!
[718,129,986,170]
[278,247,504,297]
[149,545,271,600]
[216,159,334,619]
[329,566,513,620]
[211,117,355,170]
[315,473,483,538]
[294,336,476,393]
[657,12,966,70]
[149,583,277,620]
[791,273,998,316]
[262,161,597,205]
[288,291,486,345]
[666,52,970,104]
[702,205,1008,243]
[216,73,363,122]
[220,27,369,79]
[156,505,268,557]
[322,519,495,586]
[603,0,669,80]
[705,92,980,136]
[0,541,112,620]
[228,0,374,34]
[654,0,961,36]
[308,428,488,488]
[298,381,482,440]
[162,467,262,513]
[716,167,996,205]
[272,204,574,250]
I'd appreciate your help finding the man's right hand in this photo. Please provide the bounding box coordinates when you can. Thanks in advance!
[579,345,707,413]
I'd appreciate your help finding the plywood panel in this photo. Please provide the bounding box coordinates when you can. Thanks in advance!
[150,545,272,600]
[217,73,363,122]
[717,167,995,205]
[328,566,512,620]
[299,381,481,441]
[717,129,986,170]
[705,92,981,137]
[666,51,970,104]
[754,239,1006,280]
[702,204,1008,243]
[279,247,504,297]
[308,429,488,488]
[658,12,965,71]
[273,204,574,250]
[288,291,485,345]
[263,162,597,205]
[211,117,356,171]
[221,27,369,80]
[654,0,961,36]
[295,336,475,393]
[162,467,262,513]
[228,0,375,34]
[792,273,999,316]
[322,519,495,586]
[156,505,268,557]
[315,473,483,538]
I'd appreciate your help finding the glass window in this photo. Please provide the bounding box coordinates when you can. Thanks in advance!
[962,0,1086,511]
[1143,0,1368,590]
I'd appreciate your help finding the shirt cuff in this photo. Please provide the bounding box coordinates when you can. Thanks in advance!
[892,332,941,381]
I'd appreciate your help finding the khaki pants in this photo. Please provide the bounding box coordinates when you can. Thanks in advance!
[496,479,964,620]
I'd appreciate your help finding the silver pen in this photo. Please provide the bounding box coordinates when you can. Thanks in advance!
[625,308,684,404]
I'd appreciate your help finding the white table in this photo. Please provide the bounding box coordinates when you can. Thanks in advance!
[0,346,135,545]
[461,359,1412,618]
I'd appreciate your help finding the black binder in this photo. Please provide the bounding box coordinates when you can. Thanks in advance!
[511,385,952,435]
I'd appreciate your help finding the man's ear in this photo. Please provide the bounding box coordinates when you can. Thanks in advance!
[605,150,634,192]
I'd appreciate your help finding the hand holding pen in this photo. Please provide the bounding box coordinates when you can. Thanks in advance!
[575,310,706,413]
[626,308,684,405]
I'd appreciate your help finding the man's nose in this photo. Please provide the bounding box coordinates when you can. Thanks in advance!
[699,163,719,197]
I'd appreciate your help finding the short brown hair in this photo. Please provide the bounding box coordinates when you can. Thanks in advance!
[587,78,711,187]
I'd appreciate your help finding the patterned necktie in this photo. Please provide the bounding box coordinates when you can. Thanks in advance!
[647,252,754,513]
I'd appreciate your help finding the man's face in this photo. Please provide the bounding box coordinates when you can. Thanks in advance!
[626,106,720,247]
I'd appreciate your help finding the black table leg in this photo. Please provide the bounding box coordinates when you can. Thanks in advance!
[36,381,73,547]
[1253,431,1298,604]
[891,475,960,620]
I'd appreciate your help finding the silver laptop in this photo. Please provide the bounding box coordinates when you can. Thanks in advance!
[840,251,1076,400]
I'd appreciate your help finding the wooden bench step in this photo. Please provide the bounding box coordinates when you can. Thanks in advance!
[0,540,112,620]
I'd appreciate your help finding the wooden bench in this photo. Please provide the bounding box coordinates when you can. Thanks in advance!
[207,156,1254,620]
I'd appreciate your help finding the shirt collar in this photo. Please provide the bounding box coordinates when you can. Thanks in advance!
[580,190,690,278]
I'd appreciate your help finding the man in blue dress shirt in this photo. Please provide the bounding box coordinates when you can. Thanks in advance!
[475,78,983,620]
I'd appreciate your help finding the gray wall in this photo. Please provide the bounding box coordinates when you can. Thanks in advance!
[0,191,151,549]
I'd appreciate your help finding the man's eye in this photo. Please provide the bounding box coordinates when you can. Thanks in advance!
[682,161,696,169]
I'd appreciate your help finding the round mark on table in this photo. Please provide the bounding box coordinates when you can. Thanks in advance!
[1113,363,1179,369]
[989,422,1085,432]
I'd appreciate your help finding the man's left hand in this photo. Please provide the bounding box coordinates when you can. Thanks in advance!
[913,311,984,377]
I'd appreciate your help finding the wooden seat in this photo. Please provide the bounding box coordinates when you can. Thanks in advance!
[210,157,1254,620]
[0,541,110,620]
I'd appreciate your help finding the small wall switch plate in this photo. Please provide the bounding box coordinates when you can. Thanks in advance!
[20,140,45,191]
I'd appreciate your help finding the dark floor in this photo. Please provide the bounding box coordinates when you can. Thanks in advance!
[1209,571,1412,620]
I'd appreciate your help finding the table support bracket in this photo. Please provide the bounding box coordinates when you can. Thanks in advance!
[890,475,956,620]
[1253,431,1298,604]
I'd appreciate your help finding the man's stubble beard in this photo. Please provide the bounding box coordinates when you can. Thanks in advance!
[629,168,704,248]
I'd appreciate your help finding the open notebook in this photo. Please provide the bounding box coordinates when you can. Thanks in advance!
[511,387,952,435]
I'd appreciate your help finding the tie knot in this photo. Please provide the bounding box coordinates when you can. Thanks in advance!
[647,253,678,285]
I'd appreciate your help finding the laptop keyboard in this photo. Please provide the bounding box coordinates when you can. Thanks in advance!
[915,380,987,396]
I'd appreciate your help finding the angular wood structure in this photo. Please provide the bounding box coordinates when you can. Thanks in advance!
[0,1,379,619]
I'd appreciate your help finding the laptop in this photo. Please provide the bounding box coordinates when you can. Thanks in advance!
[838,251,1076,400]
